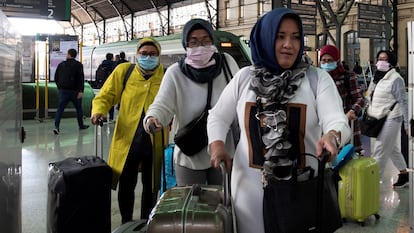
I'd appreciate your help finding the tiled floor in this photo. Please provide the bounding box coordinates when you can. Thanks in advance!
[21,118,411,233]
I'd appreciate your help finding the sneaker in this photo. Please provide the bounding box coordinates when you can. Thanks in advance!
[393,173,409,189]
[53,128,60,135]
[79,125,90,130]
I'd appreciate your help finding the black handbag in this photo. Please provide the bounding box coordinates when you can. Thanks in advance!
[174,81,212,156]
[361,101,397,138]
[263,153,343,233]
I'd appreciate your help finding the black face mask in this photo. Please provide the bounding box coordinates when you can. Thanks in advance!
[373,70,388,84]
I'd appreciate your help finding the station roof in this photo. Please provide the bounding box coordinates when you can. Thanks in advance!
[71,0,187,26]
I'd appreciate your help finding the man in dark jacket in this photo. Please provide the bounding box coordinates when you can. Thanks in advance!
[116,51,128,65]
[96,53,117,122]
[53,48,89,135]
[96,53,117,88]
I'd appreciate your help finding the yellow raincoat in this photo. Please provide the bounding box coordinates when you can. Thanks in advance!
[92,59,166,192]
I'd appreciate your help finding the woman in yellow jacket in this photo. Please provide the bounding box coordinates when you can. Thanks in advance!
[91,37,165,223]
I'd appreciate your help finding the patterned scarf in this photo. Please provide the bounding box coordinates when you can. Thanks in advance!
[250,55,311,181]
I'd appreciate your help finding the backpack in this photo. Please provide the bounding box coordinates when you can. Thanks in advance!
[95,63,111,88]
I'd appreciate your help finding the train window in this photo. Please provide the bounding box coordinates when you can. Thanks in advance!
[160,54,184,69]
[219,46,251,68]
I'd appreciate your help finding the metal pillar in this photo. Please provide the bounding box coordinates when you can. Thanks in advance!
[407,20,414,233]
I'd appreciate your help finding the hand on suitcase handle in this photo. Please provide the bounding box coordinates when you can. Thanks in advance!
[149,124,156,134]
[97,119,104,127]
[91,113,104,126]
[320,149,331,165]
[144,117,162,134]
[219,162,231,207]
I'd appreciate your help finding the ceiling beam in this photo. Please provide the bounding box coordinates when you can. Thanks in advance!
[107,0,129,40]
[72,0,102,44]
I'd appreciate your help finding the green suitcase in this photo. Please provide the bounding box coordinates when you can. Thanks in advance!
[338,157,381,225]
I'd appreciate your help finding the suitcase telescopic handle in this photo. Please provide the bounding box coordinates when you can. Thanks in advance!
[94,122,104,159]
[149,123,156,135]
[219,162,230,207]
[350,119,354,145]
[320,149,331,166]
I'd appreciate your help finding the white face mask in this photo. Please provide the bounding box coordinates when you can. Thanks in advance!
[185,45,216,69]
[376,60,390,72]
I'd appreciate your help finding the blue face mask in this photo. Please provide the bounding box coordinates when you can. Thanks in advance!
[320,62,337,72]
[137,56,159,70]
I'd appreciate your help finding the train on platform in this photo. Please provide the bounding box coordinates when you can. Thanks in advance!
[81,30,252,86]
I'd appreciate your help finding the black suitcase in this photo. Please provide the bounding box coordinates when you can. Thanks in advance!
[47,125,112,233]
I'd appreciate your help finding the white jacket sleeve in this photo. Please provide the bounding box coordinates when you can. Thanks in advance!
[208,67,250,143]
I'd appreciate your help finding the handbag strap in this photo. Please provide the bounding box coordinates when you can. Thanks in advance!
[370,86,398,114]
[370,84,398,112]
[221,53,232,83]
[389,101,398,111]
[205,80,213,111]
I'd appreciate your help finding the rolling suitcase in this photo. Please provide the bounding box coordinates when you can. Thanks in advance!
[147,163,234,233]
[47,124,112,233]
[338,157,380,225]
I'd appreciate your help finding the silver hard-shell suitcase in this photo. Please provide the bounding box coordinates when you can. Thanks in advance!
[147,163,235,233]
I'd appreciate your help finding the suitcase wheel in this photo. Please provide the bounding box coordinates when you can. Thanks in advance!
[374,214,380,220]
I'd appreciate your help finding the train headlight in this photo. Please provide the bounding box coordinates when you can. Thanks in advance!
[220,42,232,48]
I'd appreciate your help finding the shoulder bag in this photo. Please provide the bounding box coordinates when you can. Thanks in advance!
[361,101,397,138]
[173,81,212,156]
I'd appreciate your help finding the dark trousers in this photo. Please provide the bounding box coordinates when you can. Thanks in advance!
[118,124,157,223]
[54,89,84,129]
[109,106,114,120]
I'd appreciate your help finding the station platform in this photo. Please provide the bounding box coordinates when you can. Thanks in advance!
[21,117,410,233]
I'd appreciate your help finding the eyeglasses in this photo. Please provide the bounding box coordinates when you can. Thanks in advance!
[187,39,213,48]
[138,52,158,57]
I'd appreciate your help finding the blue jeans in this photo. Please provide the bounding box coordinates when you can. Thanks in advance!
[54,89,85,129]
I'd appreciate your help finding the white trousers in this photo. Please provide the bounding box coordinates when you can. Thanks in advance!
[372,117,407,178]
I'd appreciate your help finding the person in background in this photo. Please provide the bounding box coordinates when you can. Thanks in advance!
[96,53,117,121]
[366,50,409,188]
[143,18,239,186]
[117,51,129,65]
[207,8,351,233]
[319,45,365,154]
[342,60,350,71]
[53,48,89,135]
[353,61,363,75]
[114,51,130,112]
[91,37,165,223]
